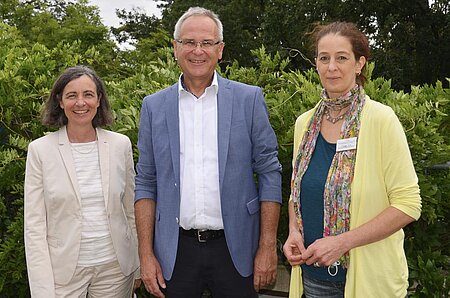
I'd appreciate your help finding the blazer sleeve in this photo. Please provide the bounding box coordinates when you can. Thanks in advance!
[135,98,157,202]
[24,141,56,297]
[251,88,282,203]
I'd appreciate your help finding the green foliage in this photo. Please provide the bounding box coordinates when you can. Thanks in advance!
[112,7,161,44]
[114,29,173,80]
[1,0,112,50]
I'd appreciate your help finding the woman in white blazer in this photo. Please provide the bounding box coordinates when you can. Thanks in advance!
[24,66,140,297]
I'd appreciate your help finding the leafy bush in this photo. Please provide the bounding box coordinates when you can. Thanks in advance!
[0,23,448,297]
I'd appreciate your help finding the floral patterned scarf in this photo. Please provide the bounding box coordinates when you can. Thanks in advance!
[290,84,366,267]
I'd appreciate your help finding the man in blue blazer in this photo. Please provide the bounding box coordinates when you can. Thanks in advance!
[135,7,282,297]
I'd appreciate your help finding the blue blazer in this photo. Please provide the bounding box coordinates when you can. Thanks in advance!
[135,74,282,280]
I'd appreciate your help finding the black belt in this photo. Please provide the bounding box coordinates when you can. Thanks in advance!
[180,228,225,242]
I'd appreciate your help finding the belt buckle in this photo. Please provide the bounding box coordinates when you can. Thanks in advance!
[197,229,207,242]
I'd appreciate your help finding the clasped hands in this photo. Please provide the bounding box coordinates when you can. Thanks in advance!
[283,229,347,268]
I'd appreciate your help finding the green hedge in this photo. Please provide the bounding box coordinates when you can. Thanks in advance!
[0,24,448,297]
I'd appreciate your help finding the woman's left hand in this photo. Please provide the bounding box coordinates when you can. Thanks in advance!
[301,235,348,267]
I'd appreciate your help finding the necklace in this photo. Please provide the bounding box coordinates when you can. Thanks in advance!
[324,108,348,124]
[70,141,98,155]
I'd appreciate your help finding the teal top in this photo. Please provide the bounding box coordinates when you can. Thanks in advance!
[300,133,347,282]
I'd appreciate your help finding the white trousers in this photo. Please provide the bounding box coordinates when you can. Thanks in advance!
[55,260,134,298]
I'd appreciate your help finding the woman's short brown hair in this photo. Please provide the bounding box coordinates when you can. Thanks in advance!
[41,65,113,128]
[311,21,370,86]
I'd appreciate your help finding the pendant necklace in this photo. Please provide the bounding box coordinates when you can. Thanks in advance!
[324,108,348,124]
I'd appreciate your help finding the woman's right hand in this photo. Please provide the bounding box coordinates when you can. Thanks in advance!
[283,229,306,266]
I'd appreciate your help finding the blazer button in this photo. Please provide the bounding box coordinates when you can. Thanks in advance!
[175,217,179,224]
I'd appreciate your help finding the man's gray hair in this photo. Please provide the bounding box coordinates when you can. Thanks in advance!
[173,7,223,41]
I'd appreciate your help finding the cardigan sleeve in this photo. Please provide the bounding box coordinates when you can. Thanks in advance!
[380,109,422,220]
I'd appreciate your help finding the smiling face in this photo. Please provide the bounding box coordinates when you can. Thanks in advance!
[173,15,224,87]
[59,75,100,129]
[316,33,366,98]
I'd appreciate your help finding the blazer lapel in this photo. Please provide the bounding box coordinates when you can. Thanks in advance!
[96,128,110,209]
[217,75,233,191]
[165,84,181,187]
[58,127,82,204]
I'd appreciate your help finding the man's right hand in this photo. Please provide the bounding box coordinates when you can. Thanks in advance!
[140,254,166,298]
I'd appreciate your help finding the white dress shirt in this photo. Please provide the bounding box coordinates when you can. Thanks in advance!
[178,72,224,230]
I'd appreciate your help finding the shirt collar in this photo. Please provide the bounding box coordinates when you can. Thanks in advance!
[177,71,219,97]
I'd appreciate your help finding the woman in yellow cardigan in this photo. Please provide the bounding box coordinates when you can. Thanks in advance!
[283,22,421,298]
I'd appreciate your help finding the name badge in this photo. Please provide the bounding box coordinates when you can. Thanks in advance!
[336,137,357,152]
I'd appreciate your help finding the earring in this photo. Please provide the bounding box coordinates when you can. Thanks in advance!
[174,57,178,61]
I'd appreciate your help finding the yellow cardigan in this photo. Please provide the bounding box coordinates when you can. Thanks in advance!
[289,96,422,298]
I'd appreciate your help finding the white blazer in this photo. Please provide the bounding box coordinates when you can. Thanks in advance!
[24,127,139,297]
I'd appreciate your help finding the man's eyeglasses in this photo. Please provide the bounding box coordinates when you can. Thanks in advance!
[176,39,221,49]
